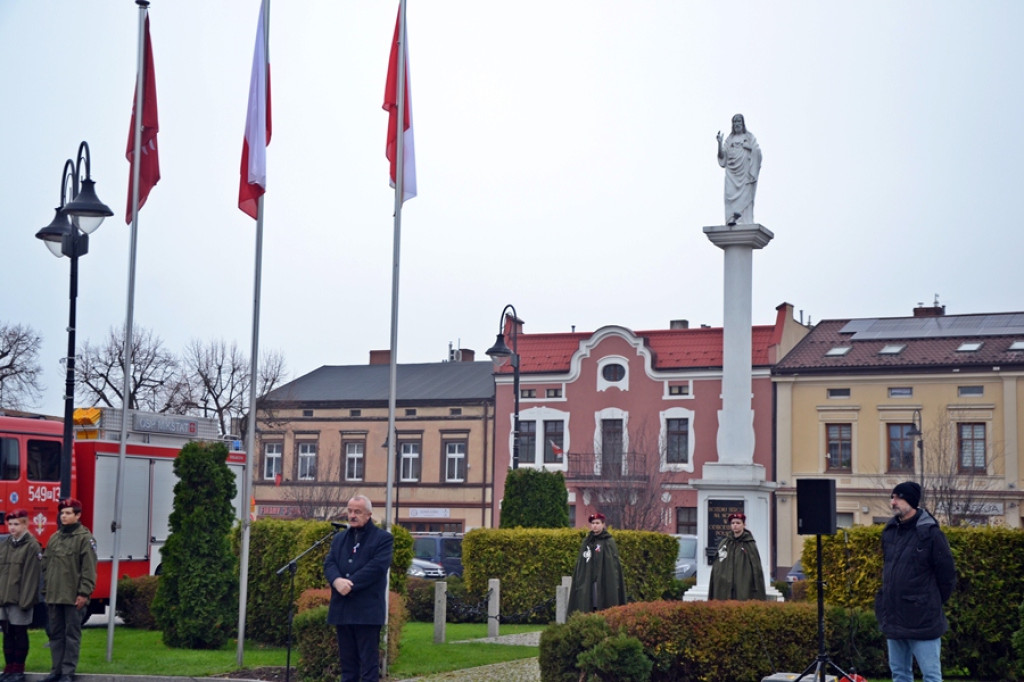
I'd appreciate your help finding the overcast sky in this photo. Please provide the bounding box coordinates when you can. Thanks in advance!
[3,1,1023,417]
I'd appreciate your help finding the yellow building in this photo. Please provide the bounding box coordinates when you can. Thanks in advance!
[253,351,495,531]
[773,305,1024,577]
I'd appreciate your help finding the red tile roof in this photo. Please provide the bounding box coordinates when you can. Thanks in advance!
[495,324,783,374]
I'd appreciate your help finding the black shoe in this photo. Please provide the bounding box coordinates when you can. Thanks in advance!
[6,673,24,682]
[39,673,61,682]
[57,676,74,682]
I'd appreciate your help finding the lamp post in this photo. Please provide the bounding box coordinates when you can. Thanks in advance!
[907,409,924,489]
[485,304,520,470]
[35,141,113,499]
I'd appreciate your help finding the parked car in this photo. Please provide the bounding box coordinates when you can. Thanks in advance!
[412,533,464,578]
[672,534,699,579]
[786,559,805,583]
[407,557,445,579]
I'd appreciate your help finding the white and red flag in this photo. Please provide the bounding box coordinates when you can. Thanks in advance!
[384,6,417,202]
[239,0,271,219]
[125,15,160,224]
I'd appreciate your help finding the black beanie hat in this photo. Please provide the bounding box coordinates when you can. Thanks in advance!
[892,481,921,509]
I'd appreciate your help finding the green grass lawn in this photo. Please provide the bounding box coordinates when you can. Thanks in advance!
[387,623,542,678]
[22,622,542,679]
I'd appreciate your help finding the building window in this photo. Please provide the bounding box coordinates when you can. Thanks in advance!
[1010,340,1024,351]
[450,407,462,416]
[400,441,421,482]
[887,424,915,472]
[888,387,913,398]
[544,421,564,463]
[302,409,313,417]
[958,423,986,472]
[264,442,282,480]
[445,441,467,482]
[825,346,852,356]
[666,418,689,464]
[405,408,417,416]
[518,421,537,465]
[957,342,983,352]
[879,344,906,355]
[602,419,624,470]
[345,441,364,481]
[676,507,697,535]
[602,364,626,382]
[350,409,361,417]
[546,388,562,398]
[826,423,852,470]
[521,388,536,399]
[297,442,317,480]
[668,384,690,396]
[827,388,850,399]
[958,385,984,397]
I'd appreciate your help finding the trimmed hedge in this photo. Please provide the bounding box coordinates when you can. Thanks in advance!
[807,525,1024,680]
[233,519,414,645]
[463,528,675,624]
[115,575,159,630]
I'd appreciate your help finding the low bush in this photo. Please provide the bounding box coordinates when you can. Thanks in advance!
[539,612,613,682]
[116,575,160,629]
[577,632,653,682]
[294,591,407,682]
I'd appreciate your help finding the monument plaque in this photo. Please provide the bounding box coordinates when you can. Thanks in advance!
[706,499,745,562]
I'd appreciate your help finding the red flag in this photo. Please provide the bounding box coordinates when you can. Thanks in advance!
[125,15,160,224]
[239,0,272,219]
[383,6,417,202]
[550,441,564,458]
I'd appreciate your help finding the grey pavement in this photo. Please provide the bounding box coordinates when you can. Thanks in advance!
[390,631,542,682]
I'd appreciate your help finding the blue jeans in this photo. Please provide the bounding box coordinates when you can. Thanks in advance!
[887,638,942,682]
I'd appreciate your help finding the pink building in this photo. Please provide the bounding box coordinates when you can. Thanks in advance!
[491,303,807,532]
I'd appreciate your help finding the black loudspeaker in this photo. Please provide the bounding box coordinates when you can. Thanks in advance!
[796,478,837,535]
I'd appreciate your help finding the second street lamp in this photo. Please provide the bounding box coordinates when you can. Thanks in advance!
[35,141,113,499]
[486,304,521,470]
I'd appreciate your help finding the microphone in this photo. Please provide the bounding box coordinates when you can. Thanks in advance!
[331,521,348,530]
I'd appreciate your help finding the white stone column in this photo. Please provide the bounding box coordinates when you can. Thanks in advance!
[685,223,780,601]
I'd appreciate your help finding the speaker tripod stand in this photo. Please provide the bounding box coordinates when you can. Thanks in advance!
[795,534,854,682]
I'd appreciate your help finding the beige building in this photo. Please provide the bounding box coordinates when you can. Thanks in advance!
[773,305,1024,577]
[253,351,495,531]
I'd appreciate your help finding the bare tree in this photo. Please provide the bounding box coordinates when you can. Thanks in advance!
[178,340,288,436]
[569,424,672,531]
[75,326,181,412]
[280,455,355,520]
[921,409,1005,526]
[0,321,44,410]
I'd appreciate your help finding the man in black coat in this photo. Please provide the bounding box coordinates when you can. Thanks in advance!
[874,481,956,682]
[324,495,394,682]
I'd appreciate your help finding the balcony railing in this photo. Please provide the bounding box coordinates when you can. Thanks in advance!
[564,450,651,483]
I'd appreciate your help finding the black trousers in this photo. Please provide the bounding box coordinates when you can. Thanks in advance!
[335,624,381,682]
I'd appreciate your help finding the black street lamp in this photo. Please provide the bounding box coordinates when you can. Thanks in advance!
[907,409,924,489]
[35,141,113,499]
[485,305,520,470]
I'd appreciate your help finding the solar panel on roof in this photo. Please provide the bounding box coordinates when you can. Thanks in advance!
[839,314,1024,341]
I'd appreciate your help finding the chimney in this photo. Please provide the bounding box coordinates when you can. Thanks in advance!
[460,349,475,362]
[913,304,946,318]
[670,319,689,330]
[369,350,391,365]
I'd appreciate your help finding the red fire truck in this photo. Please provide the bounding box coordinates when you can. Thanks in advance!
[0,409,246,616]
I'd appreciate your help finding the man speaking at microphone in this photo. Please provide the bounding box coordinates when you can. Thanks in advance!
[324,495,393,682]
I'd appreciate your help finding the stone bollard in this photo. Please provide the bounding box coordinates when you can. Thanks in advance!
[556,576,572,624]
[433,581,447,644]
[487,578,500,638]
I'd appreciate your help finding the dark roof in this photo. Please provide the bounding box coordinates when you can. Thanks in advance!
[775,312,1024,374]
[263,361,495,405]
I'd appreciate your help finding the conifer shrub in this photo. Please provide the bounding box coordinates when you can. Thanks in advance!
[500,467,570,528]
[576,632,653,682]
[115,575,159,629]
[539,612,613,682]
[152,441,237,648]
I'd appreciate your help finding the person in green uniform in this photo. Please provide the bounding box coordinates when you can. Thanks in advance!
[709,512,766,601]
[0,509,42,682]
[41,498,97,682]
[566,513,626,615]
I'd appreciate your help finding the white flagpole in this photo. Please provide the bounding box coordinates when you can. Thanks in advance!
[107,0,148,662]
[238,0,270,666]
[382,1,407,675]
[384,0,408,533]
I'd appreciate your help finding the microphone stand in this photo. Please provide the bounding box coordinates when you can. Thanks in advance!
[275,522,347,682]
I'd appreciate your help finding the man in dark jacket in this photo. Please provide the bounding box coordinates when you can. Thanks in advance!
[709,513,766,600]
[41,498,96,682]
[324,495,393,682]
[566,512,626,615]
[875,481,956,682]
